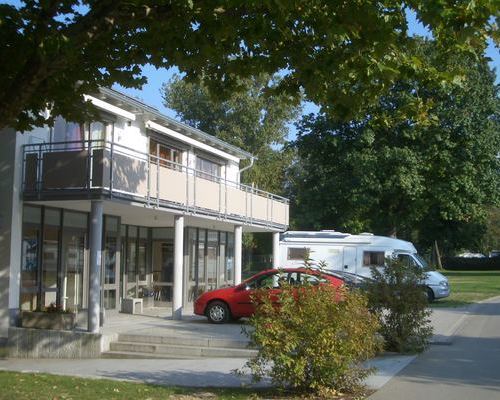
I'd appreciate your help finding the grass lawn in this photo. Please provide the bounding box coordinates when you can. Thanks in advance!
[431,270,500,308]
[0,371,274,400]
[0,371,370,400]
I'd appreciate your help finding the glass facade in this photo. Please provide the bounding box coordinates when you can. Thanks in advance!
[61,211,87,311]
[20,204,237,314]
[185,228,235,302]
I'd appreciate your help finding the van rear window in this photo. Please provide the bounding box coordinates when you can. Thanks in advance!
[363,251,385,267]
[287,247,310,261]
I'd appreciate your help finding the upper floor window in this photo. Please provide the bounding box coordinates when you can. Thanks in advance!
[196,157,221,182]
[149,139,182,169]
[52,117,112,150]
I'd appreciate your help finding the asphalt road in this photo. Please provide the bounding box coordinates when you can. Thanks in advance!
[369,296,500,400]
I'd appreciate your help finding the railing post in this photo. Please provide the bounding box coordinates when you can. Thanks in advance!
[156,153,160,208]
[250,183,254,225]
[193,170,197,211]
[271,195,274,224]
[146,148,150,206]
[185,162,189,213]
[87,139,93,193]
[218,176,222,216]
[37,143,42,197]
[109,140,114,198]
[224,178,228,219]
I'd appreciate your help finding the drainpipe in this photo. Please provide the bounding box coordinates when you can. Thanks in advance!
[238,156,255,183]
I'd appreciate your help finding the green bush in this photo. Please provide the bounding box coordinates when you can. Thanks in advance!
[241,282,382,395]
[366,259,433,353]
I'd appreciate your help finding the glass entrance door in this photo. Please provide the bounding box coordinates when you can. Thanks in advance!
[103,216,120,309]
[152,239,174,306]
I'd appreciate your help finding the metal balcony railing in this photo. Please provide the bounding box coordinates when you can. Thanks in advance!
[22,140,289,228]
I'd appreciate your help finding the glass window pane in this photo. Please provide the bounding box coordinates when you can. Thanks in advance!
[64,211,87,229]
[21,226,39,298]
[152,227,174,240]
[206,231,218,291]
[42,209,60,290]
[105,216,119,233]
[198,229,206,282]
[226,232,234,283]
[138,240,147,281]
[61,220,85,311]
[23,206,41,224]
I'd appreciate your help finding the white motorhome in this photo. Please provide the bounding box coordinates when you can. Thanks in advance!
[279,230,450,301]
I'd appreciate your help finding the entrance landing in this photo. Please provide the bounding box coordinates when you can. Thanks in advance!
[102,308,255,359]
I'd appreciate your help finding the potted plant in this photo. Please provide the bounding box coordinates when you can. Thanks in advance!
[21,303,76,331]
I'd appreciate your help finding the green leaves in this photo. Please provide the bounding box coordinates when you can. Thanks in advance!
[290,39,499,253]
[0,1,497,131]
[242,284,381,394]
[366,258,433,353]
[163,74,301,194]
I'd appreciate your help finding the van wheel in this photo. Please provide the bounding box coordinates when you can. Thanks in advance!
[426,287,435,303]
[206,301,230,324]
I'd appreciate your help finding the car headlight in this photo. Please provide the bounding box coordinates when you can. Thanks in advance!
[439,280,449,288]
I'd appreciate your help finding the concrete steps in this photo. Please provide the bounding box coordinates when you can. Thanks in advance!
[102,333,257,359]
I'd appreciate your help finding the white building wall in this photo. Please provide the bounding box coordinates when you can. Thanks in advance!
[112,117,148,156]
[226,160,240,183]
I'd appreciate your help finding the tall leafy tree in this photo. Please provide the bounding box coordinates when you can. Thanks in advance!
[0,1,497,131]
[163,74,300,194]
[291,41,499,253]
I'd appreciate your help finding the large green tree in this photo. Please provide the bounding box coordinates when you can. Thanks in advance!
[1,1,497,131]
[163,74,300,194]
[291,41,499,253]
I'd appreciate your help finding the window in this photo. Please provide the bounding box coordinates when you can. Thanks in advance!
[52,118,112,150]
[52,117,84,149]
[363,251,385,267]
[287,247,310,261]
[397,254,418,267]
[149,139,181,169]
[196,157,221,181]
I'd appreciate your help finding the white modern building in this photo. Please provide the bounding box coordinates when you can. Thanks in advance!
[0,87,288,337]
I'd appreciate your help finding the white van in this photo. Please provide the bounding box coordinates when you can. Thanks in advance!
[279,230,450,301]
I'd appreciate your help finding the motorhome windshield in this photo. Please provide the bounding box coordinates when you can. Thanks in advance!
[413,254,432,270]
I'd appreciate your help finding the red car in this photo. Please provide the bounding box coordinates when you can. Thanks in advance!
[194,268,345,323]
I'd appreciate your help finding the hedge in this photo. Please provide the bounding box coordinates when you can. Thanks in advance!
[442,257,500,271]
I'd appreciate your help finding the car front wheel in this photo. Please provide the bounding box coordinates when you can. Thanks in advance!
[426,287,435,302]
[206,301,230,324]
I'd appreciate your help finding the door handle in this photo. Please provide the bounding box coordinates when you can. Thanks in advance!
[343,265,348,269]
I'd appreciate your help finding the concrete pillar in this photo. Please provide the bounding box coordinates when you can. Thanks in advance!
[0,128,21,337]
[234,225,242,284]
[272,232,280,269]
[88,200,103,333]
[172,215,184,320]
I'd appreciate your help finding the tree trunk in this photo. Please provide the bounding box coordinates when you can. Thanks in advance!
[434,240,443,269]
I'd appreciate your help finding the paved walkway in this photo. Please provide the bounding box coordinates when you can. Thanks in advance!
[369,296,500,400]
[0,304,470,390]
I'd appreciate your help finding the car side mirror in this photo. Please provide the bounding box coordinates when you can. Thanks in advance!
[236,284,251,292]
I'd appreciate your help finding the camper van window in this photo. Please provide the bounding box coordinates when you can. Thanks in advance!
[363,251,385,267]
[397,254,417,267]
[287,247,310,261]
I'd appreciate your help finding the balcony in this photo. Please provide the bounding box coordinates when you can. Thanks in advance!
[22,140,289,229]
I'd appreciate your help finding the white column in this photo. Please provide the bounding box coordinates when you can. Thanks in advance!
[272,232,280,269]
[234,225,242,284]
[88,200,103,333]
[172,215,184,320]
